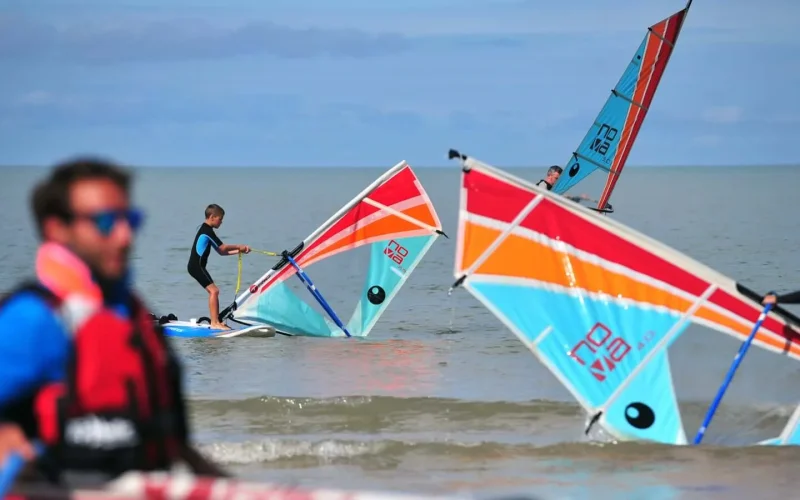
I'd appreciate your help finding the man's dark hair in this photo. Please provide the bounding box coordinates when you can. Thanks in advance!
[30,157,131,239]
[205,204,225,219]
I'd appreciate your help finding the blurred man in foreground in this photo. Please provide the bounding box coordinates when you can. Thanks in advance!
[0,158,227,484]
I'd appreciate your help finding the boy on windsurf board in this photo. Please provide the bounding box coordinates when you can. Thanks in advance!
[187,203,251,330]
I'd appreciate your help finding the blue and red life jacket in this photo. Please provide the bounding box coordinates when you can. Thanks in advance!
[0,281,188,480]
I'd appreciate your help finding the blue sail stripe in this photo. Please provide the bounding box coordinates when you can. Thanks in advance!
[552,38,648,195]
[468,280,688,444]
[228,234,439,337]
[233,280,339,337]
[347,234,438,337]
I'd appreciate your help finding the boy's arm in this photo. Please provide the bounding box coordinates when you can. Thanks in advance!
[209,230,249,256]
[210,232,236,255]
[215,243,247,255]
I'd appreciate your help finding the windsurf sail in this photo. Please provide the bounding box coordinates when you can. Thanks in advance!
[449,152,800,445]
[223,161,445,337]
[552,1,693,211]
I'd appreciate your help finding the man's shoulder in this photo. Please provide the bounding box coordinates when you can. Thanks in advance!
[0,289,61,331]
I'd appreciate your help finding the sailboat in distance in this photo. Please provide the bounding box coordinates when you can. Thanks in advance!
[552,1,693,212]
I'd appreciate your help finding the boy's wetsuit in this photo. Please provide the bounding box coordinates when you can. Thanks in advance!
[187,222,223,288]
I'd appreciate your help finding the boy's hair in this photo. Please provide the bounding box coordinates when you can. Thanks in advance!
[547,165,563,176]
[205,204,225,219]
[31,157,131,239]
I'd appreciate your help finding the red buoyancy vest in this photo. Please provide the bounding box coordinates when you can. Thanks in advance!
[0,282,188,479]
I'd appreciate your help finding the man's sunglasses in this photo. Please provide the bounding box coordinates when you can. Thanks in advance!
[67,208,145,236]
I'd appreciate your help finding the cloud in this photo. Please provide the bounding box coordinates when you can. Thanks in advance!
[702,106,743,124]
[0,15,411,63]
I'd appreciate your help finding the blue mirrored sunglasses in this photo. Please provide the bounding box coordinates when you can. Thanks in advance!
[71,208,144,236]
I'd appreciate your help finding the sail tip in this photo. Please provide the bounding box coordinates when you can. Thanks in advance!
[447,148,472,172]
[447,148,464,160]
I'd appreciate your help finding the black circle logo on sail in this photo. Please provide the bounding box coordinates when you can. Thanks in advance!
[624,402,655,429]
[367,286,386,305]
[569,163,580,177]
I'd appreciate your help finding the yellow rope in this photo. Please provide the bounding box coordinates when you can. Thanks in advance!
[234,249,279,296]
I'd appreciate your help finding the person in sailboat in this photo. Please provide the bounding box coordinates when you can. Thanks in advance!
[762,290,800,305]
[535,165,613,211]
[187,204,251,331]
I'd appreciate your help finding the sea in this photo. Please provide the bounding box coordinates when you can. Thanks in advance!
[2,165,800,499]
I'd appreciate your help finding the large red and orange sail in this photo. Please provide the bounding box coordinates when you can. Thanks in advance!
[451,153,800,444]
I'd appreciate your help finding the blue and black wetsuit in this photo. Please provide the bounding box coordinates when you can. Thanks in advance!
[187,223,223,289]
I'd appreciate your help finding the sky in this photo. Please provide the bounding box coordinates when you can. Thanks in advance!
[0,0,798,167]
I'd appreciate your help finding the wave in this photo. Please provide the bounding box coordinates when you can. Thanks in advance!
[188,394,800,425]
[199,435,800,467]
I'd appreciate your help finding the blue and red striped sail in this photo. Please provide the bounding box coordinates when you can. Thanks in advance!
[552,1,693,211]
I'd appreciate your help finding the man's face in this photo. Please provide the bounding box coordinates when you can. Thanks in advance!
[49,178,138,281]
[546,170,561,185]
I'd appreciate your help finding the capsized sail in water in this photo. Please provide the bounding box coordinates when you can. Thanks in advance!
[448,153,800,445]
[219,161,445,337]
[551,1,693,212]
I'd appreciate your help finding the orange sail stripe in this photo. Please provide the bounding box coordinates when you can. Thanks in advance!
[464,221,800,356]
[467,222,696,312]
[650,18,669,38]
[609,30,661,178]
[402,202,439,228]
[303,212,429,265]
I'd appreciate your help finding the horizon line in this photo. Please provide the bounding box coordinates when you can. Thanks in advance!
[1,163,798,169]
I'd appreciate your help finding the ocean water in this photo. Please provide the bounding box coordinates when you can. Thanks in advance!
[2,164,800,499]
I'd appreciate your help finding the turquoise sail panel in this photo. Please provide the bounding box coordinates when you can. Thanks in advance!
[552,37,648,195]
[346,234,438,337]
[602,350,685,444]
[760,405,800,446]
[468,280,688,444]
[235,281,340,337]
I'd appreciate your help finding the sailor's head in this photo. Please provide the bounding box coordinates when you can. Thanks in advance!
[205,204,225,228]
[546,165,563,185]
[31,157,141,282]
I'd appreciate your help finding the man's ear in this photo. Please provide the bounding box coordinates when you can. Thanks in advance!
[42,216,70,244]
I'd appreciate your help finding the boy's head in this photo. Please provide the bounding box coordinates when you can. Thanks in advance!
[204,204,225,228]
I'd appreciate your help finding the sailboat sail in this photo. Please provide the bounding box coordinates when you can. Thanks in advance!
[227,161,444,337]
[450,153,800,444]
[761,404,800,445]
[552,1,692,211]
